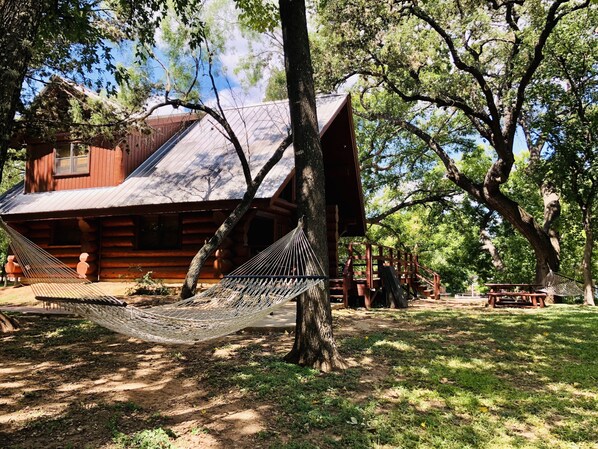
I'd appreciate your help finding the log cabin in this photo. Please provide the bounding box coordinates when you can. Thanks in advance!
[0,85,366,284]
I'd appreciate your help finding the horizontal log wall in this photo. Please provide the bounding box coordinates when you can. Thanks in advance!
[97,211,267,281]
[12,220,80,271]
[10,205,346,284]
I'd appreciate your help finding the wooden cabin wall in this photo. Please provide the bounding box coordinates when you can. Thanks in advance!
[24,119,192,194]
[25,143,123,193]
[13,220,81,271]
[98,213,215,281]
[8,205,346,284]
[25,144,53,193]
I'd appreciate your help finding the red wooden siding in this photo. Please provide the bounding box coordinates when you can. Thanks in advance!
[25,117,194,193]
[25,144,53,193]
[25,142,124,193]
[123,118,193,177]
[327,205,339,277]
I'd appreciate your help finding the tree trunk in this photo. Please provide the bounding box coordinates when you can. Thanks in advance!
[581,208,595,306]
[0,1,46,182]
[180,197,254,299]
[279,0,346,371]
[0,311,19,332]
[480,187,560,284]
[479,212,504,271]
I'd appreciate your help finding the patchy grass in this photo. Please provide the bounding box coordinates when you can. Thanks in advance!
[0,305,597,448]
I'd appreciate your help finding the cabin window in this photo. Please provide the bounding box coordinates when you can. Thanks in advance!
[51,219,81,246]
[137,215,181,250]
[279,177,295,202]
[54,142,90,176]
[247,216,275,256]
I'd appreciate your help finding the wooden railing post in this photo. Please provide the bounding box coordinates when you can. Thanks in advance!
[365,243,373,309]
[342,243,355,308]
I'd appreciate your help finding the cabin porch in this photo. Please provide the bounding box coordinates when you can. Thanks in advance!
[330,241,442,309]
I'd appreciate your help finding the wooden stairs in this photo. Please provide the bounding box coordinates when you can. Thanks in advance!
[329,241,442,309]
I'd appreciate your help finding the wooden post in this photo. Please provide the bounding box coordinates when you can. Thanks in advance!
[434,273,440,300]
[4,255,22,286]
[365,243,373,309]
[342,243,354,308]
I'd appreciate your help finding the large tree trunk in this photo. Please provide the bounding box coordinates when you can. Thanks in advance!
[581,208,595,306]
[481,184,560,284]
[279,0,346,372]
[0,1,46,181]
[0,311,19,332]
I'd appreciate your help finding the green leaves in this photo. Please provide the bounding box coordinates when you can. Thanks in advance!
[235,0,279,33]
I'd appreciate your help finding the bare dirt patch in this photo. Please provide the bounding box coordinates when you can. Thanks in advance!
[0,297,487,449]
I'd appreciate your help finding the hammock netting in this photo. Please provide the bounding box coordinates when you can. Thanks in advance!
[1,220,326,344]
[539,270,584,297]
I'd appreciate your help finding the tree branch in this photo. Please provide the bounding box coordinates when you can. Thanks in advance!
[407,2,502,135]
[510,0,588,141]
[367,190,458,224]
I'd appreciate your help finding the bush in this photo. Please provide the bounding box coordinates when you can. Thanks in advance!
[126,271,171,296]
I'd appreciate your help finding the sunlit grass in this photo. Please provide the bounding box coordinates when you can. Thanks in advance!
[1,306,597,448]
[226,306,598,448]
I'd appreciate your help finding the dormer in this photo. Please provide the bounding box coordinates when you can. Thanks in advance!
[19,78,197,193]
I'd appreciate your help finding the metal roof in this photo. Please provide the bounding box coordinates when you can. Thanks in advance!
[0,95,349,218]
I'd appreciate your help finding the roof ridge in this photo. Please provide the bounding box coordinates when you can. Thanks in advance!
[215,93,347,112]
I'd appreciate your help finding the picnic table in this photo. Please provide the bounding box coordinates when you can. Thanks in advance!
[485,283,546,308]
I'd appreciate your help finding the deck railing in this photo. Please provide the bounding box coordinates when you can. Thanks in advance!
[340,241,441,307]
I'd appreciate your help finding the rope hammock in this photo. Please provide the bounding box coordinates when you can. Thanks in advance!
[1,220,326,344]
[539,269,584,297]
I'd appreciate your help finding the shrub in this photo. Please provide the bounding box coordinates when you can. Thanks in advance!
[127,271,171,296]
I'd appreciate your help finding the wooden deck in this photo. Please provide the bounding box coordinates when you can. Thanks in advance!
[333,241,442,309]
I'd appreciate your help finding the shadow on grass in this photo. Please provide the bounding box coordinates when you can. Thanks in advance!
[1,307,597,449]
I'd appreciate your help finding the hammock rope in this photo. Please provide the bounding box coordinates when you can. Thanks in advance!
[1,220,326,344]
[539,269,584,297]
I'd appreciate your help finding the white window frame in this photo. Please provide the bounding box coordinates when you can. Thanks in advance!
[54,142,90,176]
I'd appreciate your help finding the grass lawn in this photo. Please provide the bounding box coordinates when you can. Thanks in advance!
[1,304,597,448]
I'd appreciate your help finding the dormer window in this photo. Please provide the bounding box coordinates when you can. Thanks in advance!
[54,142,90,176]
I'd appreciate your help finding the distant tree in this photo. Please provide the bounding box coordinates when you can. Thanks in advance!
[539,8,597,304]
[316,0,593,283]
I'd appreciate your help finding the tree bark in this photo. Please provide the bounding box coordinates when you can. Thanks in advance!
[279,0,346,371]
[0,311,19,332]
[479,212,504,271]
[581,208,595,306]
[0,0,47,182]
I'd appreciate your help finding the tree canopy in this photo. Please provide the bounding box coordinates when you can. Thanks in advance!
[314,0,594,286]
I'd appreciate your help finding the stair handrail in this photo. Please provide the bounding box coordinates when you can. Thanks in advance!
[339,240,442,302]
[415,261,441,300]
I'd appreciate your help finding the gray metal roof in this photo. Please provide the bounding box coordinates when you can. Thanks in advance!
[0,95,349,217]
